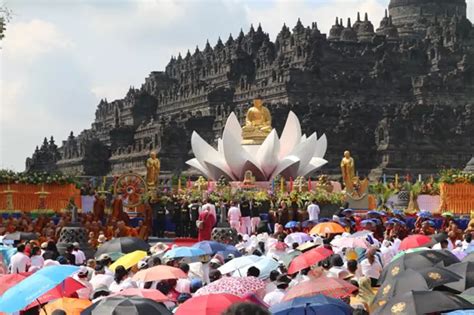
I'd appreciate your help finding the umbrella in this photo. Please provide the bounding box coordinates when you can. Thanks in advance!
[284,232,312,245]
[287,247,333,275]
[81,296,171,315]
[41,298,91,315]
[399,234,433,251]
[379,249,460,284]
[445,262,474,292]
[132,265,187,282]
[297,242,318,252]
[0,265,79,313]
[310,222,345,236]
[0,272,30,295]
[27,277,86,309]
[112,288,168,302]
[285,221,300,229]
[373,290,473,315]
[95,237,150,257]
[109,250,147,271]
[163,246,206,259]
[280,251,302,267]
[0,245,17,267]
[391,247,429,262]
[193,241,240,257]
[283,276,357,301]
[218,255,261,275]
[232,256,279,279]
[194,276,265,297]
[460,287,474,304]
[175,293,245,315]
[351,230,373,238]
[331,235,369,249]
[271,294,352,315]
[3,231,38,241]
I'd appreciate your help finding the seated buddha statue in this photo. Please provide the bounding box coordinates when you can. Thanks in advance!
[241,96,272,145]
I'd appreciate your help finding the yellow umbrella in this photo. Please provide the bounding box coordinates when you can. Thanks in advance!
[41,298,91,315]
[109,250,147,271]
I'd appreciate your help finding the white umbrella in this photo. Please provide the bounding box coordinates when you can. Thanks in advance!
[218,255,261,275]
[232,256,279,279]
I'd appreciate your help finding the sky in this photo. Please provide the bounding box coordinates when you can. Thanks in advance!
[1,0,473,171]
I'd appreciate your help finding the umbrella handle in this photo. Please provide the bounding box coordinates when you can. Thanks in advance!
[36,298,48,315]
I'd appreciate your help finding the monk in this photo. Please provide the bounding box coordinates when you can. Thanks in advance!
[198,208,215,241]
[93,195,106,222]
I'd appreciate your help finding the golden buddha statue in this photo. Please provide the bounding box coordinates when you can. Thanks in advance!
[340,150,355,191]
[146,151,161,189]
[242,96,272,145]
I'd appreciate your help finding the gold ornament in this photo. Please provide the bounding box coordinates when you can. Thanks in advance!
[391,302,406,314]
[383,284,391,295]
[428,272,441,280]
[391,266,400,276]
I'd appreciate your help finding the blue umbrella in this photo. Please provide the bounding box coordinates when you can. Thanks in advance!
[285,221,300,229]
[0,265,79,313]
[418,211,432,218]
[270,294,352,315]
[233,256,279,279]
[163,246,206,259]
[193,241,240,257]
[0,246,17,267]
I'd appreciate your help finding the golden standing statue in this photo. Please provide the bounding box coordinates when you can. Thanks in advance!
[146,151,160,189]
[242,96,272,145]
[340,150,355,191]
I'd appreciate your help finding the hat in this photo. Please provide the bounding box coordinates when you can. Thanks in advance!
[78,266,89,277]
[98,254,111,261]
[73,242,80,248]
[41,242,48,249]
[150,242,168,255]
[209,258,221,266]
[97,235,106,243]
[276,274,291,287]
[44,259,60,267]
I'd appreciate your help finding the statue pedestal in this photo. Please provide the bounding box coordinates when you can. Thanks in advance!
[57,224,94,259]
[346,193,370,210]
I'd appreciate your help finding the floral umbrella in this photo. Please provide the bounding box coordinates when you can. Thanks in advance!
[194,276,265,297]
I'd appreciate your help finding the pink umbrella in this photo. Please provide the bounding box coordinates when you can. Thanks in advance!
[194,276,265,297]
[111,288,169,302]
[331,236,369,249]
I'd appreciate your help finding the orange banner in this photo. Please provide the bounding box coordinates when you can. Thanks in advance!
[0,184,81,212]
[439,183,474,215]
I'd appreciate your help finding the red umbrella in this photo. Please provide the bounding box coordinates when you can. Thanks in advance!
[399,234,433,251]
[175,293,245,315]
[0,273,31,295]
[287,246,333,275]
[112,288,169,302]
[26,277,85,309]
[283,276,357,301]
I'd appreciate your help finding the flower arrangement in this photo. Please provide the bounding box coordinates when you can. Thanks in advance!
[439,169,474,184]
[0,169,80,187]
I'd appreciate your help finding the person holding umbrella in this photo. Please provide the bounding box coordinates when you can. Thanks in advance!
[9,244,30,274]
[263,275,290,306]
[109,265,137,293]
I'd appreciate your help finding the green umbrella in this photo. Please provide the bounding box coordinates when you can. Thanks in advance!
[280,251,301,267]
[391,247,428,263]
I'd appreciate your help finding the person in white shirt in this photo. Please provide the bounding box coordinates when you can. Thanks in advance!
[109,265,137,293]
[175,263,191,294]
[72,242,86,265]
[74,267,93,299]
[307,200,320,222]
[360,249,383,286]
[90,265,114,290]
[9,244,31,274]
[227,201,242,231]
[200,199,217,220]
[30,246,44,269]
[263,275,290,306]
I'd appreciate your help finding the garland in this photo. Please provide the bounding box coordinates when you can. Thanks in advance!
[0,170,80,187]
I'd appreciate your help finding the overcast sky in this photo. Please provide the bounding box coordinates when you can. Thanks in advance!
[1,0,473,171]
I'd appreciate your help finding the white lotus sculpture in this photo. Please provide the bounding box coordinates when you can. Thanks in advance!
[186,111,328,181]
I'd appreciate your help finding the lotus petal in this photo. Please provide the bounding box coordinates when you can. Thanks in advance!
[224,112,242,141]
[217,138,224,153]
[298,157,328,177]
[271,156,300,179]
[290,132,317,174]
[278,111,302,159]
[301,134,307,142]
[186,158,213,179]
[314,134,327,158]
[256,130,280,178]
[204,162,233,181]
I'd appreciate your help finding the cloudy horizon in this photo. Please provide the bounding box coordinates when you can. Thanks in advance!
[1,0,473,171]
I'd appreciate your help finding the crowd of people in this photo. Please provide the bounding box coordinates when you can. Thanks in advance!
[2,197,474,314]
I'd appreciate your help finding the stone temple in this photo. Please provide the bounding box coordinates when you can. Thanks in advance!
[26,0,474,179]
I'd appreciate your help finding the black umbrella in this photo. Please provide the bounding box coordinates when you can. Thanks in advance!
[94,237,150,258]
[372,267,462,310]
[463,252,474,262]
[379,249,460,284]
[373,290,473,315]
[444,262,474,292]
[81,296,171,315]
[3,232,38,241]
